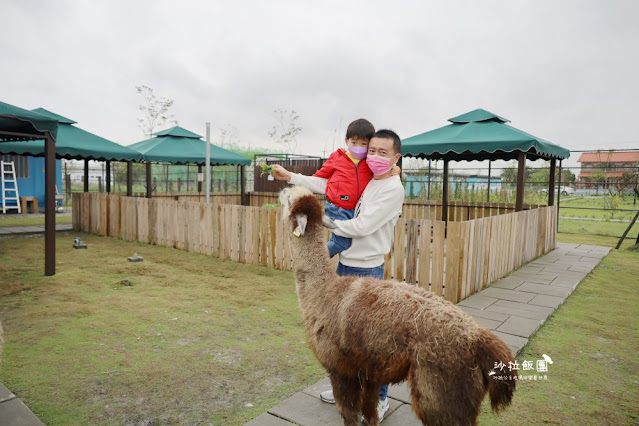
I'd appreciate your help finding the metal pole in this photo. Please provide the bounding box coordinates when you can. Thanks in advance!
[427,160,431,200]
[44,132,56,276]
[106,160,111,193]
[548,159,556,206]
[442,159,449,222]
[126,161,133,196]
[515,152,526,212]
[206,123,211,204]
[487,161,491,203]
[146,162,152,199]
[240,165,246,205]
[83,159,89,192]
[557,160,562,232]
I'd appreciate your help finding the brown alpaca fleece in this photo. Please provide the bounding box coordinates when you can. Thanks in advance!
[280,187,517,426]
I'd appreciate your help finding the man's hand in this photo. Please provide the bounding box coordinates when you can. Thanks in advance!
[271,165,292,182]
[322,215,337,229]
[389,165,402,177]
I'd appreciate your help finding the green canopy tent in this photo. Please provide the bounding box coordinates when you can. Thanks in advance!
[128,126,251,201]
[0,108,143,194]
[0,101,58,275]
[401,109,570,220]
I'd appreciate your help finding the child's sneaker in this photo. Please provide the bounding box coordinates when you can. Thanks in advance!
[377,398,390,421]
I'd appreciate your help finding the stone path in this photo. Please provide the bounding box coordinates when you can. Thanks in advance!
[0,384,43,426]
[0,224,72,235]
[246,243,611,425]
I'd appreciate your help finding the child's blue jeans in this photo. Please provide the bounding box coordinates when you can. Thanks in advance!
[324,201,355,258]
[335,262,389,401]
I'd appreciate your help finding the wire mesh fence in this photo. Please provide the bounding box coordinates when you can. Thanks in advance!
[61,148,639,247]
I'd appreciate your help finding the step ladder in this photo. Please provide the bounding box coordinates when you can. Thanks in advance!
[1,161,21,213]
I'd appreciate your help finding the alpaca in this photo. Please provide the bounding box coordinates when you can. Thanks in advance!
[280,186,517,426]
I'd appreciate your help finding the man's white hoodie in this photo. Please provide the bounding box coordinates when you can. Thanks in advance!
[289,173,405,268]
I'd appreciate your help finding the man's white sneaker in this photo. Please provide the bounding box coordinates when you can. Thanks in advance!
[377,398,390,421]
[320,389,335,404]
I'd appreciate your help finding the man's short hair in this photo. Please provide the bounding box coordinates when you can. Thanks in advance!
[372,129,401,154]
[346,119,375,141]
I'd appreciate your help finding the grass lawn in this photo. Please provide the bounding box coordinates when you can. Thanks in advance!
[1,229,637,425]
[0,232,325,425]
[559,196,638,221]
[558,218,639,243]
[0,214,73,228]
[478,246,639,425]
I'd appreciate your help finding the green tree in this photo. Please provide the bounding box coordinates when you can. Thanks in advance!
[500,161,532,188]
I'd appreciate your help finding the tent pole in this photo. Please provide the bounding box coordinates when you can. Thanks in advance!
[427,160,431,200]
[548,159,556,206]
[126,161,133,196]
[206,123,211,204]
[240,165,246,206]
[106,161,111,193]
[557,160,563,233]
[84,159,89,192]
[487,161,491,203]
[44,131,56,276]
[442,159,449,222]
[197,164,203,194]
[146,162,152,199]
[515,152,526,212]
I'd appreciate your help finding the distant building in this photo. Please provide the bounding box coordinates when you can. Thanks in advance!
[1,154,63,211]
[404,170,501,197]
[577,151,639,186]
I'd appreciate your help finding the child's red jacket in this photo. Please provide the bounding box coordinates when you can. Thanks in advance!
[313,148,372,210]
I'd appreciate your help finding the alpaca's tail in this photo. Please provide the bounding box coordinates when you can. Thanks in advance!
[476,328,517,412]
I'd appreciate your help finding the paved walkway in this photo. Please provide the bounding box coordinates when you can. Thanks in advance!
[0,384,43,425]
[246,242,611,425]
[0,224,72,235]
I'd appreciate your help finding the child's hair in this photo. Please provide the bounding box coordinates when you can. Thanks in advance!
[372,129,401,154]
[346,119,375,141]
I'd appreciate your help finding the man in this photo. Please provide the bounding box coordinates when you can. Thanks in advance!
[272,129,405,420]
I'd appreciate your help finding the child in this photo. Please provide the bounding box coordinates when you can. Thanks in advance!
[275,118,375,257]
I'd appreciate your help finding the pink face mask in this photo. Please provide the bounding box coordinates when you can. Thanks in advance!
[348,146,368,160]
[367,154,394,176]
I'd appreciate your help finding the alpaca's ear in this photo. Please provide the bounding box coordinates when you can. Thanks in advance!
[279,187,291,207]
[293,214,307,237]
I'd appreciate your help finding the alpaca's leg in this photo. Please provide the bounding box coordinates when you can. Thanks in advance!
[360,381,381,426]
[330,374,361,426]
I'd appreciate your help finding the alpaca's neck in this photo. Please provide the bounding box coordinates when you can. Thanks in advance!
[289,227,335,296]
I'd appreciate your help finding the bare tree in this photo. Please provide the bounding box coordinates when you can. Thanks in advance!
[215,124,240,149]
[136,85,178,137]
[268,108,302,154]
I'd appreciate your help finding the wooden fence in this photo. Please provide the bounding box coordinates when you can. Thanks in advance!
[73,193,556,303]
[107,190,544,221]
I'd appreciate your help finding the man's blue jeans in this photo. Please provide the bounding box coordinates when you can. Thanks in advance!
[336,262,389,401]
[325,201,354,258]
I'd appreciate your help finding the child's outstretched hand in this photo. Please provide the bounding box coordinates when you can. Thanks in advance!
[390,165,402,177]
[271,164,292,182]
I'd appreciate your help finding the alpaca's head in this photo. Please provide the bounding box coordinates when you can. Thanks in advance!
[279,186,323,237]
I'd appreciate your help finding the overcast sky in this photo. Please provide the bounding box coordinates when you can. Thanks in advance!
[2,0,638,166]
